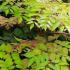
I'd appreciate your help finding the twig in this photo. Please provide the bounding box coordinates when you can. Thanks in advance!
[53,32,70,36]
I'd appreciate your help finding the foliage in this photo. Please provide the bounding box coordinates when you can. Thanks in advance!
[0,27,36,43]
[24,0,70,32]
[0,0,70,70]
[0,0,70,32]
[0,43,24,70]
[24,48,48,70]
[0,0,23,23]
[22,39,70,70]
[0,35,70,70]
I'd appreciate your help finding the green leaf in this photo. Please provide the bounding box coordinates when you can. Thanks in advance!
[36,43,47,50]
[11,52,22,68]
[59,57,68,65]
[25,49,41,58]
[60,66,68,70]
[0,43,12,52]
[54,64,60,70]
[30,24,34,30]
[28,57,35,67]
[1,68,8,70]
[18,16,23,24]
[3,57,13,67]
[4,8,9,16]
[0,52,5,59]
[11,6,21,16]
[0,60,4,67]
[51,22,60,31]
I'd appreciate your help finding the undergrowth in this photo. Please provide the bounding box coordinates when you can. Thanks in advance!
[0,36,70,70]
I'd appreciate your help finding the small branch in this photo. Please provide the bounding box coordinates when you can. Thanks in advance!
[53,32,70,36]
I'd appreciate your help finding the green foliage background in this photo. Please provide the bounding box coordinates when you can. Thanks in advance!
[0,0,70,70]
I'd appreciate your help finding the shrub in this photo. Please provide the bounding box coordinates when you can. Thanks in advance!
[0,0,70,32]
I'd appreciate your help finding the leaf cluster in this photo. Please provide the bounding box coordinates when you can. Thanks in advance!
[0,43,23,70]
[0,0,70,32]
[21,40,70,70]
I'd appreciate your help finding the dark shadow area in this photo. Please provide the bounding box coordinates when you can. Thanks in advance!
[63,0,70,3]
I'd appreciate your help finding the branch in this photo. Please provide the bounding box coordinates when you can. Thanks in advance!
[53,32,70,36]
